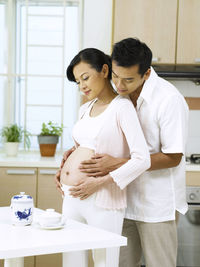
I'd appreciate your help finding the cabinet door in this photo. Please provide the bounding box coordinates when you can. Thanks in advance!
[0,167,36,267]
[0,167,37,206]
[37,168,62,212]
[113,0,177,64]
[177,0,200,64]
[35,253,62,267]
[186,171,200,186]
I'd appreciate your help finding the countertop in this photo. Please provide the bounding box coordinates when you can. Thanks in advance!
[0,151,62,168]
[186,162,200,172]
[0,151,200,171]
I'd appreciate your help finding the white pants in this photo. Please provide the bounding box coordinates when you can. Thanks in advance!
[62,184,125,267]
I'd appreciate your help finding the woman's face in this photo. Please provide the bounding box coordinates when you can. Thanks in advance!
[73,61,108,100]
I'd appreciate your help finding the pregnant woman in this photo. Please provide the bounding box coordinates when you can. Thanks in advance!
[60,48,150,267]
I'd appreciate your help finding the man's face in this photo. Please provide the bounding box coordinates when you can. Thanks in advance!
[111,61,150,96]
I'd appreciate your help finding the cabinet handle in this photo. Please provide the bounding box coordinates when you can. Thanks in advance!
[194,58,200,63]
[6,169,35,175]
[152,57,160,63]
[39,169,57,175]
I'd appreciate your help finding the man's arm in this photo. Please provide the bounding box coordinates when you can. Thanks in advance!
[79,151,183,176]
[149,152,182,170]
[72,152,183,199]
[79,153,129,176]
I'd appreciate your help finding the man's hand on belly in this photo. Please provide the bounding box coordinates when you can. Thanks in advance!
[79,153,127,176]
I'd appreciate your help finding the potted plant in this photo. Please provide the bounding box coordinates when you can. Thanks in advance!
[0,124,31,156]
[37,121,63,157]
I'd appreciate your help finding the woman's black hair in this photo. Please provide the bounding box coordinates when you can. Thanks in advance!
[111,38,152,76]
[66,48,112,82]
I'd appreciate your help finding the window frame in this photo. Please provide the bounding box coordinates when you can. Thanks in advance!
[0,0,83,151]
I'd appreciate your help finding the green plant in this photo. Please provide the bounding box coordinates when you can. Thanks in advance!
[0,124,31,149]
[39,121,63,136]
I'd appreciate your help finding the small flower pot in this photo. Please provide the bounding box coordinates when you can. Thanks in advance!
[37,135,59,157]
[4,142,19,157]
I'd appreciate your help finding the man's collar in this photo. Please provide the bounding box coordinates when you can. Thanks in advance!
[139,67,158,103]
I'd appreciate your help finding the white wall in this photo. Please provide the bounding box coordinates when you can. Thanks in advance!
[168,79,200,156]
[82,0,113,55]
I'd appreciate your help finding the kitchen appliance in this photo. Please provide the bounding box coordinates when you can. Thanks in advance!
[177,166,200,267]
[10,192,34,226]
[153,64,200,79]
[190,154,200,164]
[186,154,200,164]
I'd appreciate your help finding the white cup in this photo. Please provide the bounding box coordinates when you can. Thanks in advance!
[38,209,62,227]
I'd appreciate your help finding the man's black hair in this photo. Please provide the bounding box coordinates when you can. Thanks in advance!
[111,38,152,76]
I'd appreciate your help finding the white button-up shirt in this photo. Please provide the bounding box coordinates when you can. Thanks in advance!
[125,67,189,222]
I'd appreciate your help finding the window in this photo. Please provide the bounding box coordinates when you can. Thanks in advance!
[0,0,82,151]
[0,2,6,131]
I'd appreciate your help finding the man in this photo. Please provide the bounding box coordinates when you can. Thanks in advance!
[55,38,189,267]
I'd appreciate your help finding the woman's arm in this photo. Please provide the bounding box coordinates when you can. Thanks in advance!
[108,100,150,190]
[70,99,150,198]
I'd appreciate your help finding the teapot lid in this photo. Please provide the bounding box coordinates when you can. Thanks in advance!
[11,192,33,203]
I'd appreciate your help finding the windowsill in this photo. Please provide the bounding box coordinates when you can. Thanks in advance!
[0,150,63,168]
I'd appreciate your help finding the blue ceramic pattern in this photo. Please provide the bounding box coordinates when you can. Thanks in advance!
[27,196,32,199]
[15,208,32,221]
[13,196,23,199]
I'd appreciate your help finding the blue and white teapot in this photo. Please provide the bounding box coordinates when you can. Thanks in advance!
[11,192,34,226]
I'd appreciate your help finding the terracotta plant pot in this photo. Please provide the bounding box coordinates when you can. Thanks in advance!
[37,135,59,157]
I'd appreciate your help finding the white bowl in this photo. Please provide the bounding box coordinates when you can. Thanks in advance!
[38,209,62,227]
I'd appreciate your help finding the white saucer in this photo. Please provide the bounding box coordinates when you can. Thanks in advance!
[37,222,65,230]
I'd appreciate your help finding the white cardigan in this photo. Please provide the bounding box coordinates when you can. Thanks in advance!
[78,95,150,209]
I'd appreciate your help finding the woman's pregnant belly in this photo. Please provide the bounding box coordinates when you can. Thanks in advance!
[60,146,94,186]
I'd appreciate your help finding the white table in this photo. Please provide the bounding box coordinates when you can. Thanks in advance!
[0,207,127,267]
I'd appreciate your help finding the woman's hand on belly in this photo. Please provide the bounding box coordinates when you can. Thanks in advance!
[69,176,99,200]
[69,174,114,200]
